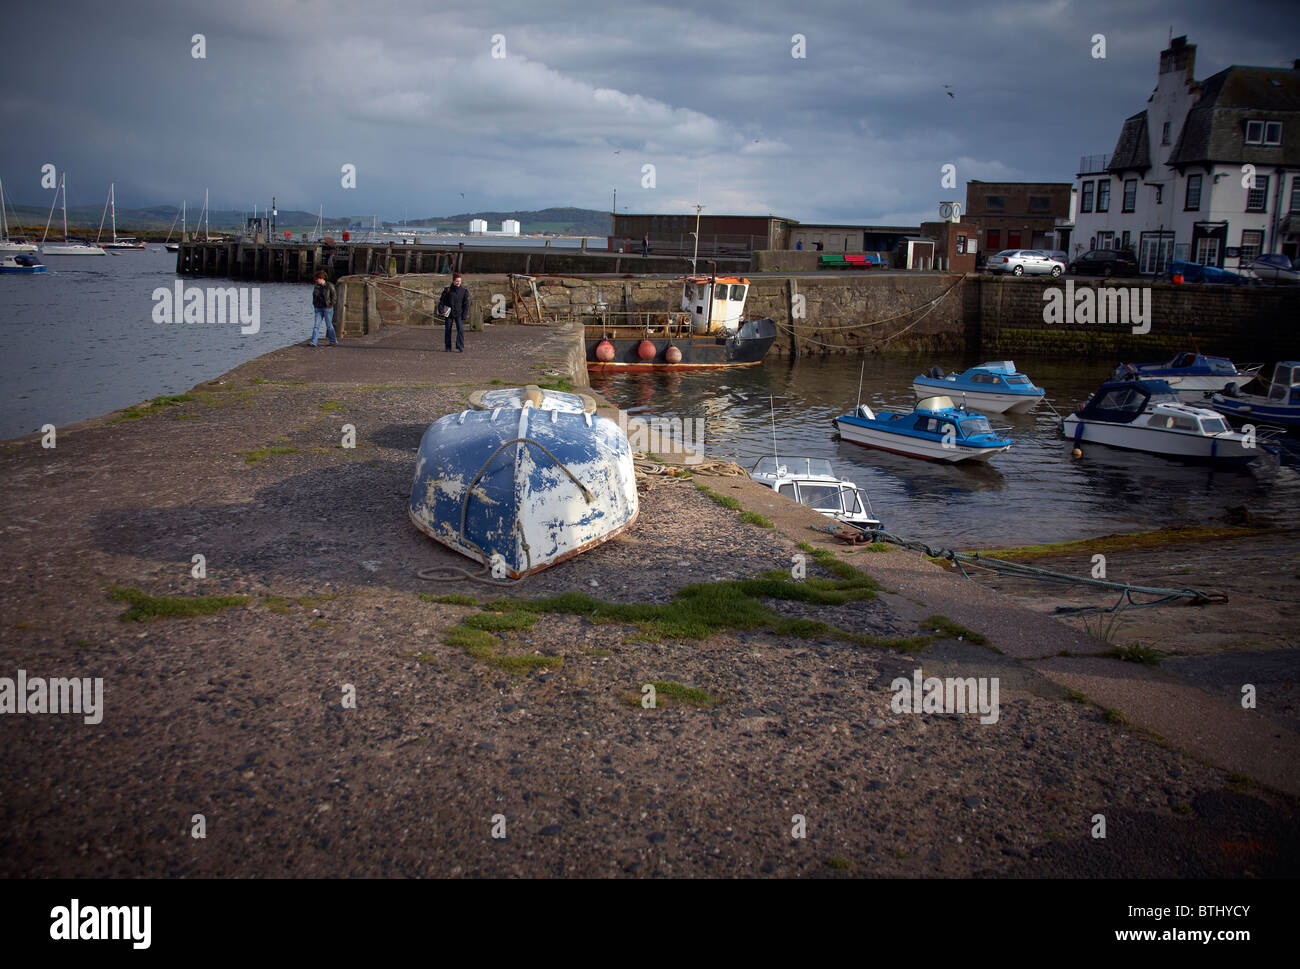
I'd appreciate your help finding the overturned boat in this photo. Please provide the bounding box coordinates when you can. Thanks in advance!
[585,272,777,371]
[911,361,1044,414]
[409,403,638,578]
[466,383,598,414]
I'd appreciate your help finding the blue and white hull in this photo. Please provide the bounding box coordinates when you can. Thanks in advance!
[409,405,638,578]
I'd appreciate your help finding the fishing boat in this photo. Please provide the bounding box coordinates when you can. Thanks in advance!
[584,270,777,370]
[834,396,1012,463]
[409,403,638,578]
[750,456,881,530]
[466,384,597,414]
[911,360,1044,414]
[0,177,38,253]
[1112,351,1260,398]
[0,253,46,274]
[1062,378,1265,460]
[1210,362,1300,431]
[40,174,106,256]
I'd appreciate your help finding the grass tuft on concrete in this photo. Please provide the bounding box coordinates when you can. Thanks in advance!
[108,586,249,622]
[922,615,990,646]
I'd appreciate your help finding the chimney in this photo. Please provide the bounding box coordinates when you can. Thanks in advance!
[1159,35,1196,82]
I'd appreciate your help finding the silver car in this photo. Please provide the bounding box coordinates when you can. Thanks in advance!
[987,249,1065,277]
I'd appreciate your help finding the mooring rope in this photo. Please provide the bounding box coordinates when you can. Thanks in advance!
[829,526,1228,615]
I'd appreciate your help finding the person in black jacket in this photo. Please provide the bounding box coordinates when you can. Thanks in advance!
[310,270,338,347]
[438,273,470,352]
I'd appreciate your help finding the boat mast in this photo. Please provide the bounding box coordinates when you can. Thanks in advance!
[855,359,865,410]
[0,177,7,242]
[62,175,69,242]
[110,183,117,242]
[41,175,60,243]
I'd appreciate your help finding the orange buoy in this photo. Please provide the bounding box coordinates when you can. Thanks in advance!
[636,339,657,361]
[595,339,615,362]
[1172,273,1184,284]
[664,345,682,364]
[341,231,350,242]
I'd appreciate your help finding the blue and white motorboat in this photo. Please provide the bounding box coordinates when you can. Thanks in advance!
[1062,379,1265,460]
[467,383,597,414]
[911,361,1044,414]
[0,253,46,273]
[750,456,882,531]
[1113,351,1260,398]
[409,404,638,578]
[1210,361,1300,431]
[833,396,1012,463]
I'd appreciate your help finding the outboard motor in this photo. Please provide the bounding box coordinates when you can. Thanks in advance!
[856,404,875,420]
[927,365,944,380]
[1222,382,1240,398]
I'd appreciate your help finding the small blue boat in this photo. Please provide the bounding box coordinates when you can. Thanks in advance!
[834,395,1012,463]
[0,253,46,274]
[410,404,638,578]
[1211,361,1300,431]
[1113,351,1260,398]
[911,360,1044,414]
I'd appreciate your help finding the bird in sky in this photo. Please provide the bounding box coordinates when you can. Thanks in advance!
[943,84,955,99]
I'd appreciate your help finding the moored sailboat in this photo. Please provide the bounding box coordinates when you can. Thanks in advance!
[40,174,106,256]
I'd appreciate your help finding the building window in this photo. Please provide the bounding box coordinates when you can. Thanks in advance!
[1194,238,1219,266]
[1028,195,1051,213]
[1246,120,1264,144]
[1162,121,1171,145]
[1097,231,1114,250]
[1096,181,1110,212]
[984,195,1006,212]
[1080,182,1094,213]
[1122,179,1137,212]
[1184,174,1202,211]
[1008,231,1021,248]
[1247,175,1269,212]
[1121,230,1131,249]
[1240,230,1264,263]
[1291,176,1300,213]
[986,229,1001,250]
[1265,122,1282,145]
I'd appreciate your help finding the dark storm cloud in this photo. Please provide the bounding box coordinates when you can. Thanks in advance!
[2,0,1296,224]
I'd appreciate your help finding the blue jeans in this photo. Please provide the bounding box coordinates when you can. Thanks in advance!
[444,316,464,351]
[312,307,337,346]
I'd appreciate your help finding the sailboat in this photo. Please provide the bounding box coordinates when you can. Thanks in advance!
[97,184,145,250]
[41,174,106,256]
[163,200,185,252]
[0,177,39,253]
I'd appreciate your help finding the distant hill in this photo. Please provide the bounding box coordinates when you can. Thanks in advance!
[3,202,612,237]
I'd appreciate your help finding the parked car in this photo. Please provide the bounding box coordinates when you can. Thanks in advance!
[987,249,1065,277]
[1067,248,1139,277]
[1249,253,1300,284]
[1045,249,1069,265]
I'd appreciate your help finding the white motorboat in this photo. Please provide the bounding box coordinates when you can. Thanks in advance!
[1062,378,1266,461]
[750,456,881,531]
[1113,351,1261,398]
[40,174,106,256]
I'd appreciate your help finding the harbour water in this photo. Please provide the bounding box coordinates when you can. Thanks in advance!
[589,355,1300,548]
[0,247,308,439]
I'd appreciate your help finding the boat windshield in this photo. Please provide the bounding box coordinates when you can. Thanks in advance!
[1199,417,1228,434]
[798,484,845,512]
[1005,375,1031,385]
[959,417,993,437]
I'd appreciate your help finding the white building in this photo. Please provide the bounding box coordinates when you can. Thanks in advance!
[468,219,488,234]
[1073,37,1300,274]
[501,219,521,236]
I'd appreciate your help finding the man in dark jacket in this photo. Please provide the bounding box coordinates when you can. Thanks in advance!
[310,270,338,347]
[438,273,470,352]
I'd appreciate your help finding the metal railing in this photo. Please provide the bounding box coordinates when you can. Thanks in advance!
[579,309,696,338]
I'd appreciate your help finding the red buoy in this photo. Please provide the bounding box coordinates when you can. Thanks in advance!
[636,340,657,361]
[283,230,291,239]
[664,345,682,364]
[1172,273,1184,284]
[341,231,350,242]
[595,339,615,362]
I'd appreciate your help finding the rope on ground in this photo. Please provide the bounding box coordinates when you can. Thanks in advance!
[831,526,1228,615]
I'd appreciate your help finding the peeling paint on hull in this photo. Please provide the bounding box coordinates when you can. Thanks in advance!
[409,406,639,578]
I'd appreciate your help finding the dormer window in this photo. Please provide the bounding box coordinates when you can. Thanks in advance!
[1246,120,1283,145]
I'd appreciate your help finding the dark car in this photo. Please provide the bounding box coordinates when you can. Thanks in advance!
[1068,248,1139,277]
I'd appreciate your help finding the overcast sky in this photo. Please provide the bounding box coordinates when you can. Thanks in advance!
[3,0,1297,226]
